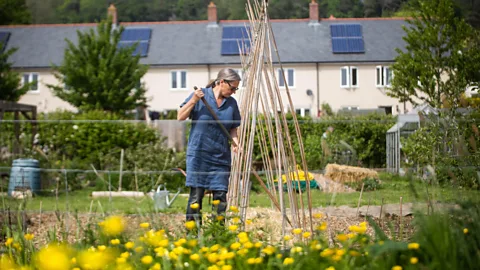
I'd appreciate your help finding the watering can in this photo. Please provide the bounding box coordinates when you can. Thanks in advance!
[153,185,181,210]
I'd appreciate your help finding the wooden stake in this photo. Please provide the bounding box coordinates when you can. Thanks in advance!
[356,183,365,217]
[118,149,124,191]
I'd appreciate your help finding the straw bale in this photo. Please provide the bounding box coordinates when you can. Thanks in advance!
[325,164,378,184]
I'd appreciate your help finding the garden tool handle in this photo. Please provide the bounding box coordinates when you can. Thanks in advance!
[194,86,238,147]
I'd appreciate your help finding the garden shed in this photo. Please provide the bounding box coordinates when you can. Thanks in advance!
[386,103,436,173]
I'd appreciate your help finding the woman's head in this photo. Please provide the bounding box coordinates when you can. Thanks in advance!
[208,68,242,98]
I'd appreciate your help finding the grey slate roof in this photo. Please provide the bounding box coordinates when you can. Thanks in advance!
[0,18,408,68]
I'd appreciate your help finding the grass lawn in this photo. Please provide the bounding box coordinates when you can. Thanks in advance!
[2,174,479,214]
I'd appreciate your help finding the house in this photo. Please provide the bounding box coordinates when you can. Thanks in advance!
[0,0,412,117]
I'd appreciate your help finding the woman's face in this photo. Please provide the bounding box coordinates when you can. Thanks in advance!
[220,79,240,98]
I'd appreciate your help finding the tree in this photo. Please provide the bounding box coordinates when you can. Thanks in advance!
[388,0,480,110]
[0,0,31,25]
[0,48,30,101]
[48,19,149,113]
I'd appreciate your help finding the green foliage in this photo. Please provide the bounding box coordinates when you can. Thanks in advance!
[349,177,382,191]
[389,0,480,109]
[47,19,149,114]
[0,0,31,25]
[0,47,30,101]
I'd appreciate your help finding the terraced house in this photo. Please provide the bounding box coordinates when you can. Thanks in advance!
[0,1,412,118]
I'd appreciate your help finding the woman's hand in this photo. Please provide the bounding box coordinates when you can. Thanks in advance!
[192,87,205,102]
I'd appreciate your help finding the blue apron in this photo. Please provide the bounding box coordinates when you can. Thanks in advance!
[179,87,241,191]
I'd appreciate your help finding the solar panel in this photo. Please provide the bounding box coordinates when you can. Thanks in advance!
[118,28,152,57]
[221,26,250,55]
[330,24,364,54]
[0,32,11,52]
[221,39,251,55]
[118,41,149,57]
[121,28,151,41]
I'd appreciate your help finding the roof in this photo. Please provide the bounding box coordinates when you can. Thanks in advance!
[0,18,409,68]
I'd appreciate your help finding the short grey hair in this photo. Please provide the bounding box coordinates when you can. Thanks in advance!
[206,68,241,88]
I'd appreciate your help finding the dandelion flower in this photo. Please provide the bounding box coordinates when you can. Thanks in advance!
[410,257,418,264]
[303,232,311,239]
[190,253,200,262]
[125,242,134,249]
[140,223,150,229]
[110,239,120,245]
[97,245,107,251]
[336,234,348,241]
[228,225,238,232]
[463,228,469,234]
[222,265,232,270]
[24,234,34,241]
[190,203,199,210]
[99,216,125,236]
[392,266,402,270]
[246,219,252,225]
[141,255,153,265]
[283,257,294,265]
[229,206,239,213]
[247,258,255,264]
[407,243,420,250]
[292,228,302,235]
[5,238,13,247]
[313,213,323,219]
[185,221,196,230]
[35,244,72,270]
[212,200,220,206]
[283,235,292,241]
[326,267,335,270]
[151,263,161,270]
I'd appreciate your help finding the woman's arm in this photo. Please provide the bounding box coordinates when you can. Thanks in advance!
[230,128,239,153]
[177,88,205,121]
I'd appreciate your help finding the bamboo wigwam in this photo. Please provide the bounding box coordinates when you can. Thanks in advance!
[324,164,379,184]
[227,0,314,237]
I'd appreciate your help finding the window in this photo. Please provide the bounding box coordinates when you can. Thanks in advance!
[376,66,392,87]
[340,66,358,88]
[295,108,310,117]
[23,73,39,92]
[278,68,295,88]
[171,71,187,90]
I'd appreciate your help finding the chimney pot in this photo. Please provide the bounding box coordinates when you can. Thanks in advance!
[208,2,217,25]
[108,3,118,26]
[309,0,319,24]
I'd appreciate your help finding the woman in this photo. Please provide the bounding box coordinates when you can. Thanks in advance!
[177,68,241,223]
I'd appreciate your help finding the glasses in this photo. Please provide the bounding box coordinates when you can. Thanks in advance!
[225,80,239,91]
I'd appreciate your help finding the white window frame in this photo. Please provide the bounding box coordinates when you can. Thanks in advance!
[170,70,188,90]
[340,66,358,88]
[277,68,295,88]
[376,65,393,88]
[23,73,39,93]
[295,108,311,117]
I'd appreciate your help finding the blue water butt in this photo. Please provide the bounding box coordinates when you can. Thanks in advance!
[8,159,41,196]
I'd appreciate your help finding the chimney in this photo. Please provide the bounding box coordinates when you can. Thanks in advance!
[107,3,118,26]
[309,0,319,24]
[208,2,217,25]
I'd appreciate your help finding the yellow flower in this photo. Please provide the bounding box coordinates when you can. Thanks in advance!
[190,203,199,210]
[254,242,262,248]
[116,257,127,264]
[303,232,311,239]
[247,258,255,264]
[207,253,219,263]
[97,245,107,251]
[24,233,34,241]
[316,222,327,231]
[110,239,121,245]
[185,221,196,230]
[190,253,200,262]
[135,246,144,253]
[410,257,418,264]
[188,239,198,247]
[121,252,130,258]
[141,255,153,265]
[408,243,420,250]
[291,246,302,253]
[283,235,293,241]
[276,254,283,259]
[463,228,469,234]
[320,248,334,257]
[222,265,232,270]
[349,250,361,257]
[336,234,349,241]
[216,216,225,221]
[230,242,241,250]
[99,216,125,236]
[125,242,135,249]
[0,254,17,269]
[71,257,77,264]
[76,247,116,270]
[392,266,402,270]
[212,200,220,205]
[5,238,13,247]
[140,222,150,229]
[313,213,323,219]
[228,225,238,232]
[35,244,72,270]
[208,266,220,270]
[246,219,252,225]
[232,217,241,224]
[151,263,161,270]
[261,245,276,255]
[229,206,239,213]
[326,267,335,270]
[292,228,302,235]
[283,257,294,265]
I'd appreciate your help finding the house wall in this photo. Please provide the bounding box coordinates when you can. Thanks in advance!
[18,69,76,112]
[15,63,414,116]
